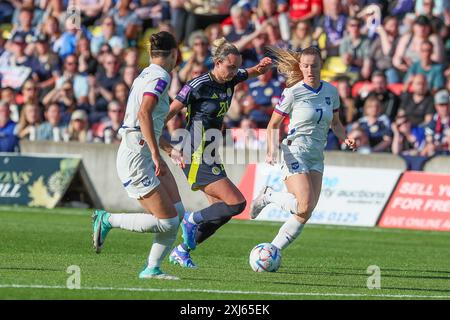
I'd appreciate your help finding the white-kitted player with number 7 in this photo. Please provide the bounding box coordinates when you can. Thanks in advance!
[250,46,356,257]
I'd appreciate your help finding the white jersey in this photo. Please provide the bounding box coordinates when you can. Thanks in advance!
[275,80,339,147]
[120,63,171,155]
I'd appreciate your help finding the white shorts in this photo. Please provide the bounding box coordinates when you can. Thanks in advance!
[116,141,160,199]
[280,136,324,180]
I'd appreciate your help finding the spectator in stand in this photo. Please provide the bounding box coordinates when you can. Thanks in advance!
[74,0,110,26]
[53,18,83,60]
[0,101,19,152]
[113,82,129,109]
[108,0,143,45]
[94,100,124,144]
[265,18,289,49]
[249,68,282,114]
[90,16,126,57]
[178,31,213,83]
[67,109,92,143]
[30,34,61,96]
[205,23,224,45]
[336,76,358,126]
[122,65,138,89]
[42,80,77,121]
[225,5,255,45]
[345,126,372,154]
[387,0,415,20]
[36,103,68,142]
[356,71,400,122]
[184,62,208,83]
[404,40,445,94]
[315,0,347,57]
[1,87,19,122]
[416,0,446,35]
[290,20,314,51]
[77,36,98,76]
[370,15,401,84]
[289,0,323,22]
[8,33,38,72]
[393,15,445,76]
[14,103,42,141]
[240,93,269,128]
[182,0,231,44]
[339,17,372,80]
[234,116,266,150]
[225,4,272,56]
[422,89,450,156]
[10,6,36,45]
[89,53,122,120]
[253,0,290,41]
[399,74,435,127]
[55,54,89,105]
[356,94,393,152]
[41,15,62,51]
[19,80,44,110]
[391,110,426,155]
[120,47,139,73]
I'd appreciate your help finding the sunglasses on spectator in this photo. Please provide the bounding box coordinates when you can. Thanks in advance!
[24,87,36,91]
[194,42,208,46]
[66,61,78,65]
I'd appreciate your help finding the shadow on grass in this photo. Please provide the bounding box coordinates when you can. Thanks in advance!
[0,266,62,272]
[271,280,450,294]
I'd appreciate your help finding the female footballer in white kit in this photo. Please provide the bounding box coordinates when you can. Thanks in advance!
[92,31,185,280]
[250,46,356,255]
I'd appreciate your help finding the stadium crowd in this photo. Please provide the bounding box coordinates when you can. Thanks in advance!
[0,0,449,158]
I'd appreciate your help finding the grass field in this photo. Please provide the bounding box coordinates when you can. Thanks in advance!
[0,206,449,300]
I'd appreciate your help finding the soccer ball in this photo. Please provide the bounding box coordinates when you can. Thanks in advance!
[249,243,282,272]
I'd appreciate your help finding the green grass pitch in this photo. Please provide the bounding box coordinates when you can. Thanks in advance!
[0,206,449,300]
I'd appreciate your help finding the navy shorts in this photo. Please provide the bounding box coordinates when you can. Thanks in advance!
[182,162,227,191]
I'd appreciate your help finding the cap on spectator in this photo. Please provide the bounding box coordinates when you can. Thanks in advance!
[434,90,449,105]
[414,15,430,26]
[71,110,88,121]
[11,33,26,44]
[34,34,49,43]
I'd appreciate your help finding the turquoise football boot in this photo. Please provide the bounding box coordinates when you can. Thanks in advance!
[139,266,179,280]
[92,209,112,254]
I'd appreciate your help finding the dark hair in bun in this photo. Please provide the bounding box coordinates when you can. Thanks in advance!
[149,31,177,58]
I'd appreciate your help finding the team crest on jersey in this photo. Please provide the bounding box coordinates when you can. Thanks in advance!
[211,166,221,175]
[325,97,331,105]
[264,87,274,96]
[141,176,151,187]
[219,93,227,99]
[291,162,300,170]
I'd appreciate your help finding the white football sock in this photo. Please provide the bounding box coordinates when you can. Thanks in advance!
[266,190,298,214]
[109,213,165,233]
[271,215,305,250]
[147,217,179,268]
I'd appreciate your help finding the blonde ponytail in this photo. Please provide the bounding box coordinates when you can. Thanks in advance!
[266,46,303,88]
[211,37,240,62]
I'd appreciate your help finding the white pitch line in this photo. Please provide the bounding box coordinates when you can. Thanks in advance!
[0,284,449,299]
